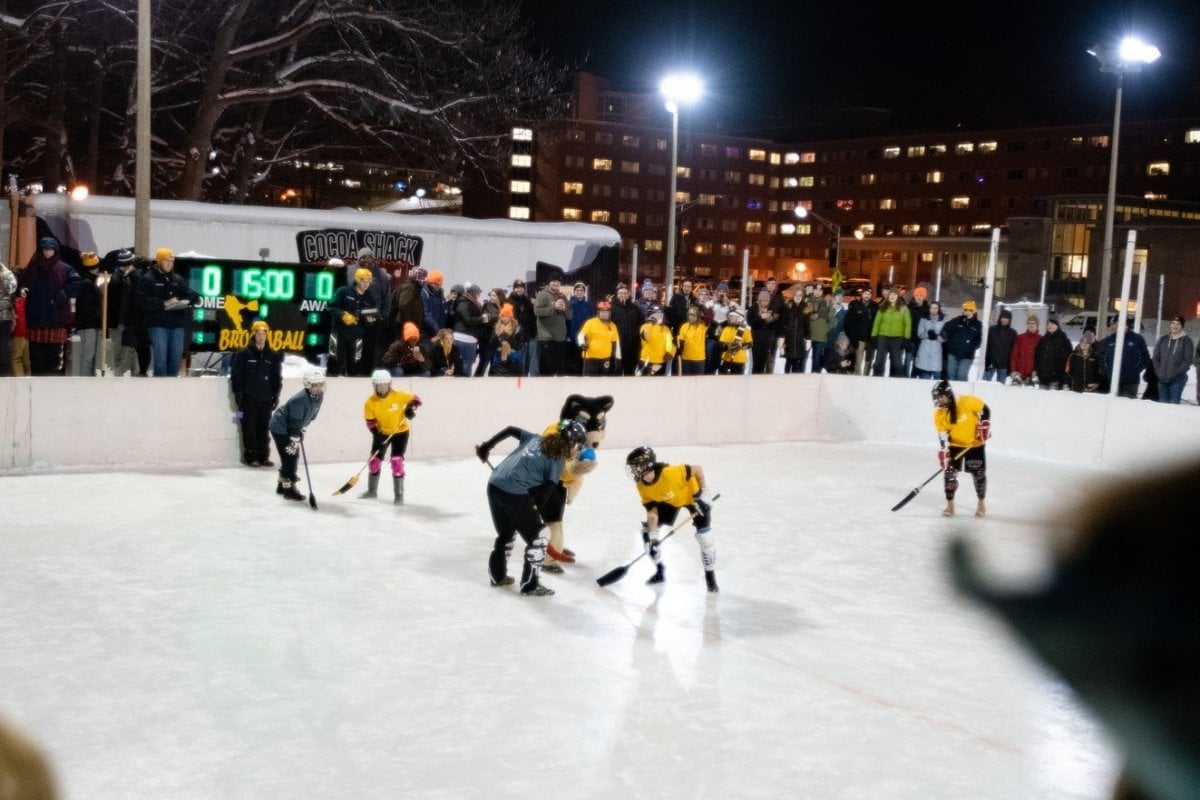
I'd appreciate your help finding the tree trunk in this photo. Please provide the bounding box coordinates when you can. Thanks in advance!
[0,0,8,180]
[83,53,105,189]
[44,24,68,188]
[174,0,255,200]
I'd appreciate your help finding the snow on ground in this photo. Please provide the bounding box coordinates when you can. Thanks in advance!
[1,442,1120,799]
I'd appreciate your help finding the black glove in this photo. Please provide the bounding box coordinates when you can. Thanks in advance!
[404,403,416,420]
[694,489,712,516]
[475,443,491,463]
[927,330,937,340]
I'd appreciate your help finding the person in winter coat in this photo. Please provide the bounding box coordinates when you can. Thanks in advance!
[940,300,983,381]
[843,288,877,375]
[490,305,527,377]
[822,332,855,374]
[269,369,325,501]
[71,252,104,376]
[17,236,83,375]
[452,283,489,376]
[534,276,572,376]
[778,291,811,373]
[914,301,947,379]
[507,279,538,376]
[420,270,447,341]
[808,288,837,374]
[230,320,283,467]
[136,248,200,378]
[0,260,16,376]
[1066,337,1103,393]
[1150,316,1195,404]
[1009,314,1041,385]
[473,287,506,377]
[428,328,464,377]
[870,288,912,377]
[328,267,382,378]
[904,286,931,377]
[747,290,779,374]
[390,265,426,346]
[565,282,594,376]
[1033,318,1073,390]
[382,322,430,377]
[9,285,30,375]
[610,283,643,376]
[1097,317,1151,398]
[984,308,1017,383]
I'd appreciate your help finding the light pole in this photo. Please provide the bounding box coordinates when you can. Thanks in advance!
[795,206,841,274]
[1088,36,1159,327]
[661,73,701,301]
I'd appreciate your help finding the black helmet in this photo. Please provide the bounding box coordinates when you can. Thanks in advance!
[625,446,656,481]
[931,379,954,402]
[558,419,587,448]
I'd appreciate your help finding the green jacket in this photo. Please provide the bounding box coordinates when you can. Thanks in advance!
[809,299,836,342]
[871,304,912,339]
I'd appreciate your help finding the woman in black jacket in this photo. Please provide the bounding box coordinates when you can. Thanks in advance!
[1066,338,1103,393]
[1033,318,1074,389]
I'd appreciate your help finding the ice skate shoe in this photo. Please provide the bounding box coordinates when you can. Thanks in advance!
[490,576,515,587]
[646,564,666,585]
[520,583,555,597]
[941,500,955,517]
[705,570,720,593]
[280,480,305,502]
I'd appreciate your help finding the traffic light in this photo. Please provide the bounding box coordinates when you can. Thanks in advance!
[828,235,839,270]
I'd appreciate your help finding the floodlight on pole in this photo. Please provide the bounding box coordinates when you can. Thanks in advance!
[661,72,702,300]
[1088,35,1160,328]
[795,206,841,270]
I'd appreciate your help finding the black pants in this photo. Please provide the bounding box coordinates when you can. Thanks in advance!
[29,341,63,375]
[538,339,566,376]
[751,339,773,374]
[680,359,705,376]
[945,445,987,500]
[582,357,614,376]
[240,400,273,464]
[272,432,301,482]
[370,430,410,464]
[487,483,548,584]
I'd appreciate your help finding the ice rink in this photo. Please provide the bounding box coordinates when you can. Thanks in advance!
[1,440,1121,799]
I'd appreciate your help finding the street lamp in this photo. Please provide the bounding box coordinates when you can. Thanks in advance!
[1088,35,1160,327]
[794,206,841,272]
[661,72,702,300]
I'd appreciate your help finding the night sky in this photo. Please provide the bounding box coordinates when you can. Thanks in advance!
[520,0,1200,136]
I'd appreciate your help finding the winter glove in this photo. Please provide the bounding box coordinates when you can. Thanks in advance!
[641,523,660,559]
[341,312,358,326]
[286,436,301,456]
[366,419,379,432]
[938,448,951,470]
[976,419,991,442]
[694,489,712,517]
[927,330,938,340]
[404,403,417,420]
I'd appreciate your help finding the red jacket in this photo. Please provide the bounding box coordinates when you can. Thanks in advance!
[1010,330,1041,377]
[12,295,27,338]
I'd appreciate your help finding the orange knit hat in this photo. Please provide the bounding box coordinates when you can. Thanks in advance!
[403,322,420,342]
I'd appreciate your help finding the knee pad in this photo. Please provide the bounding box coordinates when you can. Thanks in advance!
[391,455,404,477]
[695,527,716,570]
[368,456,382,475]
[526,537,548,565]
[973,468,987,499]
[944,467,959,499]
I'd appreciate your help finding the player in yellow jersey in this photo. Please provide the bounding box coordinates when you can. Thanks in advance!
[718,305,752,374]
[637,306,675,375]
[676,305,709,375]
[931,379,991,517]
[576,300,622,376]
[362,369,422,504]
[625,445,718,592]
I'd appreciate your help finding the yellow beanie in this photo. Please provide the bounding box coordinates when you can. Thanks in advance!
[155,248,174,262]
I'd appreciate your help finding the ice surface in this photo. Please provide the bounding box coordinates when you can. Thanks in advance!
[0,441,1120,799]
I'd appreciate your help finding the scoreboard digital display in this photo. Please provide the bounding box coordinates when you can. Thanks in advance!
[177,257,339,357]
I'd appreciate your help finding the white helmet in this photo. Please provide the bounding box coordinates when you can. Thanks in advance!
[303,368,326,389]
[371,369,392,387]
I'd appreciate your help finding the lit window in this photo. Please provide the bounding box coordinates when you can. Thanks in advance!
[1147,161,1171,176]
[1186,129,1200,144]
[1089,135,1109,147]
[621,161,641,174]
[971,223,993,233]
[902,224,921,235]
[510,180,531,193]
[907,145,926,157]
[511,154,532,168]
[748,174,765,185]
[978,141,998,153]
[592,158,612,171]
[859,223,876,235]
[926,171,944,183]
[800,152,816,163]
[511,127,533,142]
[694,243,713,255]
[749,149,766,161]
[675,191,691,204]
[780,223,797,235]
[955,142,974,154]
[883,146,901,159]
[799,176,814,187]
[724,171,741,183]
[746,198,763,210]
[769,152,781,165]
[880,198,896,210]
[926,224,940,235]
[562,181,584,195]
[622,134,641,147]
[590,210,610,222]
[699,193,718,205]
[676,165,690,178]
[618,211,638,224]
[797,224,811,235]
[656,139,668,150]
[929,144,946,155]
[562,208,582,220]
[743,221,762,234]
[721,243,737,255]
[644,239,663,251]
[784,177,799,188]
[509,206,530,219]
[781,200,796,211]
[784,152,800,164]
[950,196,970,209]
[836,199,855,211]
[1145,191,1168,200]
[861,173,877,185]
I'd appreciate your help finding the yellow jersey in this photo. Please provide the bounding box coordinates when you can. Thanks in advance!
[578,317,619,359]
[677,321,708,361]
[933,394,987,448]
[364,389,415,435]
[636,464,700,508]
[639,322,676,364]
[719,324,752,364]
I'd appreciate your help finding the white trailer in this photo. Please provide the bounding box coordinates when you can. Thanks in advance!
[21,194,620,291]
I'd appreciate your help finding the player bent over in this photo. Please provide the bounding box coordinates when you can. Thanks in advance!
[931,379,991,517]
[475,420,587,596]
[361,369,422,504]
[269,369,325,501]
[625,446,719,592]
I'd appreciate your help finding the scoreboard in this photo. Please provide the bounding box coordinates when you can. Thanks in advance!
[177,257,339,356]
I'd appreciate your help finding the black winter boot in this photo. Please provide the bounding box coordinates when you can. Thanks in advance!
[393,476,404,505]
[646,564,666,585]
[280,480,305,502]
[705,570,719,593]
